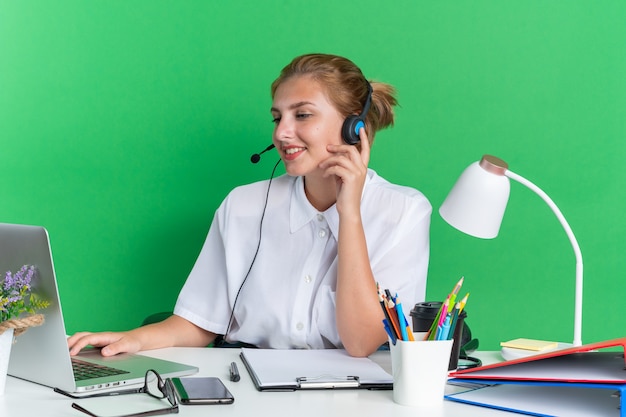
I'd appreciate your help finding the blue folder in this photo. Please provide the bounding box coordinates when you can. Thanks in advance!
[446,379,626,417]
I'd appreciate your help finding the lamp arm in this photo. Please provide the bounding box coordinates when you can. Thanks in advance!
[505,169,583,347]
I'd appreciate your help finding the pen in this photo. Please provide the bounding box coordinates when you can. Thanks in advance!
[229,361,240,382]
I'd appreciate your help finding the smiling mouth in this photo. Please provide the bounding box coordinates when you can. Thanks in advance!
[285,147,306,155]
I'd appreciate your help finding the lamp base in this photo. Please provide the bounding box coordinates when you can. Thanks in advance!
[501,343,573,361]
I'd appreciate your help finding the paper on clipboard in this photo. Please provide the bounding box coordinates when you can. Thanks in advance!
[239,348,393,391]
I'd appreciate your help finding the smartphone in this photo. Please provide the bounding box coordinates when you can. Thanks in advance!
[171,377,235,405]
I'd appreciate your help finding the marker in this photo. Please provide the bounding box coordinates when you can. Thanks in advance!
[438,298,449,327]
[439,315,451,340]
[229,361,240,382]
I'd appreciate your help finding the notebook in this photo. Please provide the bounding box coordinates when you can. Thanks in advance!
[3,223,198,394]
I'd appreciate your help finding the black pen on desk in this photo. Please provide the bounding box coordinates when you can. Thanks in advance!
[229,361,240,382]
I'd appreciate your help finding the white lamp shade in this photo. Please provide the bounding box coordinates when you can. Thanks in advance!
[439,161,511,239]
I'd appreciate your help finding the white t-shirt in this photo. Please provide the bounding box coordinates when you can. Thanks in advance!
[174,169,431,349]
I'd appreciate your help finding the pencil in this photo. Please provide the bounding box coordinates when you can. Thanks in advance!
[448,276,464,307]
[384,296,403,340]
[377,284,399,340]
[448,302,460,340]
[458,293,470,313]
[426,297,449,340]
[377,284,402,340]
[394,295,409,341]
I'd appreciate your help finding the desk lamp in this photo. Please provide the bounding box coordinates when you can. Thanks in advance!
[438,155,583,356]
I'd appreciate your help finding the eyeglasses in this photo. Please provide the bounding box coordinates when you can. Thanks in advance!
[55,369,178,417]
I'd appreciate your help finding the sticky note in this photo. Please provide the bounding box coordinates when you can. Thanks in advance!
[500,338,558,351]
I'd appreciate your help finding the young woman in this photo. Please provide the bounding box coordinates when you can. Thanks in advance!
[68,53,431,358]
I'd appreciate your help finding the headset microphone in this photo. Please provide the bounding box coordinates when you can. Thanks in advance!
[250,144,276,164]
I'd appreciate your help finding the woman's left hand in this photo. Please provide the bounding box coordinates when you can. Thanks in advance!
[319,128,370,215]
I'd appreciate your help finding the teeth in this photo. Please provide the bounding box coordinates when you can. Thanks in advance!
[285,147,305,155]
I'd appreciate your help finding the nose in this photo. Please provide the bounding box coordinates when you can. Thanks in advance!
[273,116,294,140]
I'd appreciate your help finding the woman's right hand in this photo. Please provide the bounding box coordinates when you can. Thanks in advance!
[67,315,217,357]
[67,331,142,357]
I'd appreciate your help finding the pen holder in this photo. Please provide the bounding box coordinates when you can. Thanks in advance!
[389,333,453,407]
[410,301,467,370]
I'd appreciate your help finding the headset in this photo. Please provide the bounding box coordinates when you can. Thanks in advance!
[340,81,373,145]
[221,157,282,344]
[251,80,373,163]
[230,81,373,343]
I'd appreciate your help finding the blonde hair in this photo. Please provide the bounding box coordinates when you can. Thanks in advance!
[271,53,398,142]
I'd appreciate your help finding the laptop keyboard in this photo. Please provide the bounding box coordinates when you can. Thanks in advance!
[72,358,130,381]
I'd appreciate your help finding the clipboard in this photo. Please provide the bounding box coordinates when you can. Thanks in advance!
[445,379,626,417]
[239,348,393,391]
[449,337,626,384]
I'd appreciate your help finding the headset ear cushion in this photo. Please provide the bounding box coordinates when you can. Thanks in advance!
[341,116,364,145]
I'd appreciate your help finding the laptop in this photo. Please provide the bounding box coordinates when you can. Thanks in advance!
[3,223,198,394]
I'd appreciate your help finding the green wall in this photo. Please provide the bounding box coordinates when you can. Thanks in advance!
[1,1,624,350]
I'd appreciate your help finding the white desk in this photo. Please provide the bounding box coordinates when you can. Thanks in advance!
[1,348,511,416]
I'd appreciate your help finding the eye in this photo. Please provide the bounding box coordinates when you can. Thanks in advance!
[271,116,281,124]
[296,113,312,120]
